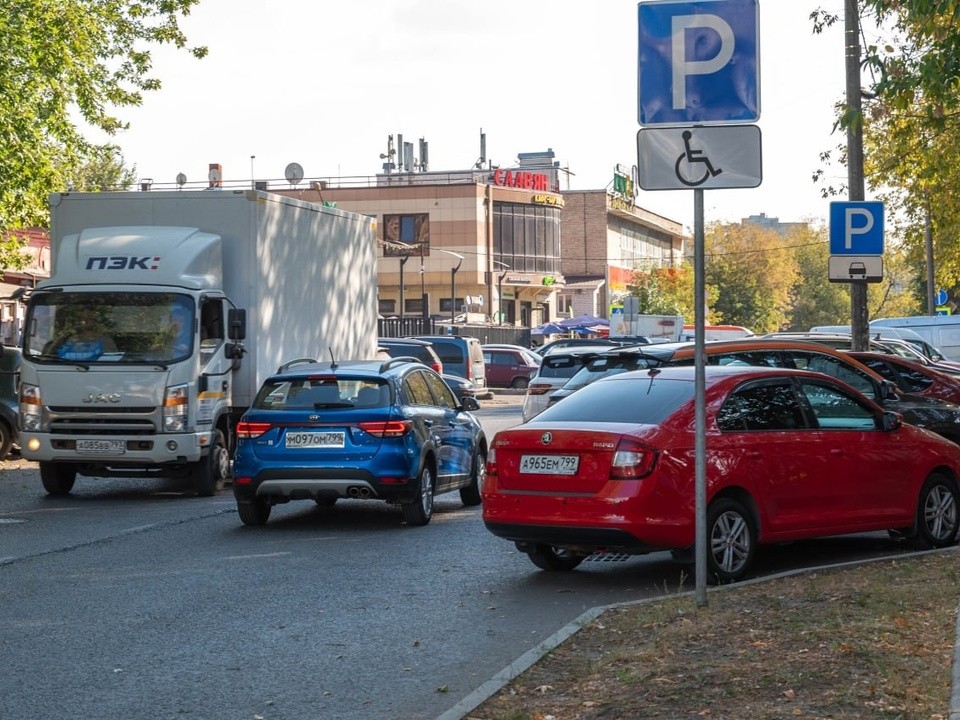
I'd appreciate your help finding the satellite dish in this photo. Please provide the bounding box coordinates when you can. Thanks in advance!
[176,172,187,187]
[284,162,304,185]
[208,167,222,184]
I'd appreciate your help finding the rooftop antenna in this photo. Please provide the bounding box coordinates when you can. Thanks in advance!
[175,172,187,190]
[379,134,396,173]
[474,128,486,169]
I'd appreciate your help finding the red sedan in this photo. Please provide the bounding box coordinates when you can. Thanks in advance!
[482,365,960,582]
[846,350,960,405]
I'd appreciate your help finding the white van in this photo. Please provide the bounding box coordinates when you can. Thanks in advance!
[871,316,960,362]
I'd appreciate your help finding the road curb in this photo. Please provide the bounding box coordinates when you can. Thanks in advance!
[437,546,960,720]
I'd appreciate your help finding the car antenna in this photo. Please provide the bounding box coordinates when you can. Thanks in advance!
[328,347,338,371]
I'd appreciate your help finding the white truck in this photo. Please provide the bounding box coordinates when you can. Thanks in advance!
[16,189,378,496]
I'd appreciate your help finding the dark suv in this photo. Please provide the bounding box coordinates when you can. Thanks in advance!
[378,338,443,374]
[232,357,486,526]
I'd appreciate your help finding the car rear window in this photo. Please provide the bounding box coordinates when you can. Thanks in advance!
[254,378,389,410]
[432,343,464,364]
[534,374,693,424]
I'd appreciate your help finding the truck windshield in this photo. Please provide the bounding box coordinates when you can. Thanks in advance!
[23,292,195,364]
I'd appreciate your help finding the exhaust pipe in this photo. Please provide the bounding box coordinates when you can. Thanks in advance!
[347,486,361,498]
[358,487,372,499]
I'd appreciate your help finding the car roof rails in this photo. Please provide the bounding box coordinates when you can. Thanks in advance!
[379,356,421,373]
[277,357,319,373]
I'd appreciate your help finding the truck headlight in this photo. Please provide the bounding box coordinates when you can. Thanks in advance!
[19,382,42,431]
[163,384,189,433]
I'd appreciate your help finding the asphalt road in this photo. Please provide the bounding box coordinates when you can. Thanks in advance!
[0,395,921,720]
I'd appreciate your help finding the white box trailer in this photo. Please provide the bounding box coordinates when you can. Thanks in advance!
[17,189,378,496]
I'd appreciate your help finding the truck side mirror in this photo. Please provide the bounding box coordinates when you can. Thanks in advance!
[228,308,246,340]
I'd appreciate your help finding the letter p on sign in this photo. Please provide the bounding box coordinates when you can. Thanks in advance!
[671,14,735,110]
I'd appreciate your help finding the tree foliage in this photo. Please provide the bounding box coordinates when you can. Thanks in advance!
[814,2,960,309]
[72,145,137,191]
[0,0,206,236]
[625,266,719,323]
[703,223,799,333]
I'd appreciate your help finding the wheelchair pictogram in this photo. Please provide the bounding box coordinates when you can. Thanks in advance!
[674,130,723,187]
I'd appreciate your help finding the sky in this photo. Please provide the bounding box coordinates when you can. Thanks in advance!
[97,0,850,234]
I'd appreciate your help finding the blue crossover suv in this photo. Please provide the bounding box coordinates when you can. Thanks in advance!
[232,357,487,526]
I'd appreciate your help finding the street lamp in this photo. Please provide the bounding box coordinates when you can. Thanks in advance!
[398,255,409,319]
[433,248,464,325]
[492,260,510,326]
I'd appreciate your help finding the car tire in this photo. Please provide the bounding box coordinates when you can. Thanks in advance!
[526,544,585,572]
[40,462,77,496]
[459,448,485,507]
[511,377,530,390]
[0,420,12,461]
[237,498,271,526]
[402,462,434,526]
[192,429,229,497]
[914,473,960,548]
[706,497,756,584]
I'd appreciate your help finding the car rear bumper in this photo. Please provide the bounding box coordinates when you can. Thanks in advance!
[484,521,659,553]
[233,467,418,503]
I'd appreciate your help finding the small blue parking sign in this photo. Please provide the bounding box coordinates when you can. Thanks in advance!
[829,202,884,256]
[638,0,759,125]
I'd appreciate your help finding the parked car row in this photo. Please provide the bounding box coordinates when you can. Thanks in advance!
[485,336,960,582]
[483,364,960,582]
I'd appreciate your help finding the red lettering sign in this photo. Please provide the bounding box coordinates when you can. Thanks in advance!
[492,168,550,191]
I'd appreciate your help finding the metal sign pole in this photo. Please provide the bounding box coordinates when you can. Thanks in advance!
[694,187,707,607]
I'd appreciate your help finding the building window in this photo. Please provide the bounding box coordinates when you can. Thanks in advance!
[405,298,424,314]
[439,297,464,313]
[557,294,573,316]
[382,213,431,257]
[378,299,396,315]
[493,202,561,274]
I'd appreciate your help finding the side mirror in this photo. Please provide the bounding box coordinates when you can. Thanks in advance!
[878,379,900,402]
[228,308,246,340]
[461,396,481,411]
[881,410,902,432]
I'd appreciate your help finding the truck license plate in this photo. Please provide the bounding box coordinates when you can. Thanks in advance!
[519,454,579,475]
[285,431,345,449]
[76,439,126,455]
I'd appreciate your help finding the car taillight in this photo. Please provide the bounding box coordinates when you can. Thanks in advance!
[236,421,272,439]
[432,362,443,374]
[610,438,657,480]
[359,420,413,438]
[526,382,553,396]
[485,446,498,477]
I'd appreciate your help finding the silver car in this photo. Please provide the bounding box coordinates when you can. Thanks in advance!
[520,346,611,421]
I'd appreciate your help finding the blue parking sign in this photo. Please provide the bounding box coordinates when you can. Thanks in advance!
[829,202,884,256]
[638,0,759,125]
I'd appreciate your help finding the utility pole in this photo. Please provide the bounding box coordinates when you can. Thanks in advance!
[846,0,869,350]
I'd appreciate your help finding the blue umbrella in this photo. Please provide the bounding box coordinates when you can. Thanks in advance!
[532,322,565,335]
[556,314,609,329]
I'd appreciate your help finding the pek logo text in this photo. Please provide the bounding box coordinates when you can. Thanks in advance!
[85,256,161,271]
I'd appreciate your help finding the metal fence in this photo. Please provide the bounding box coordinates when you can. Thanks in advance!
[378,318,531,347]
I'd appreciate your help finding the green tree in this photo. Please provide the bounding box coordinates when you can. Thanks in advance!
[0,0,206,235]
[71,145,137,192]
[705,222,798,333]
[786,225,850,330]
[625,265,719,324]
[813,3,960,308]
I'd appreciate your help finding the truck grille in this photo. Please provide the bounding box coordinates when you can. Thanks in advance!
[47,406,159,436]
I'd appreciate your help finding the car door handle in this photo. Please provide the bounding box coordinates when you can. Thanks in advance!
[424,419,434,427]
[746,451,763,459]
